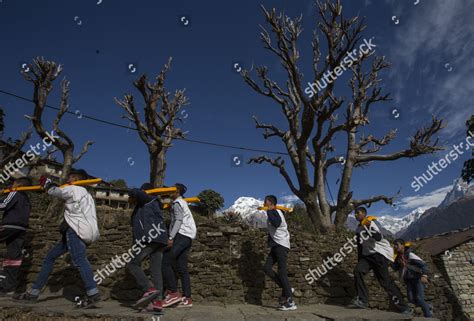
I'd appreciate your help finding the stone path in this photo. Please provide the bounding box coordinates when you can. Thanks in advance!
[0,296,440,321]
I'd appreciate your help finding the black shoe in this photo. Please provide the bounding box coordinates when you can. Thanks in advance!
[348,297,368,309]
[0,286,15,297]
[278,298,297,311]
[76,293,101,309]
[12,291,39,303]
[0,290,14,297]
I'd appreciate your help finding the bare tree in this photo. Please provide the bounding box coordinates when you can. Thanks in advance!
[116,58,189,187]
[21,57,94,184]
[242,1,445,233]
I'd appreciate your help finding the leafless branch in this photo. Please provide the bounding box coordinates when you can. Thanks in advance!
[355,117,445,163]
[73,140,94,163]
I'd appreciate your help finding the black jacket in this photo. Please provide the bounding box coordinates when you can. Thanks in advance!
[129,189,168,246]
[0,191,31,228]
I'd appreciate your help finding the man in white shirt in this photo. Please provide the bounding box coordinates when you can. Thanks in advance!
[349,207,411,316]
[15,170,100,308]
[263,195,296,311]
[162,183,196,308]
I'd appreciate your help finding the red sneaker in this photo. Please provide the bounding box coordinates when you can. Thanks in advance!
[146,300,163,312]
[163,291,182,307]
[178,297,193,308]
[133,287,159,308]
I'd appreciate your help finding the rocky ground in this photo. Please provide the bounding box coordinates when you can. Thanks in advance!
[0,295,439,321]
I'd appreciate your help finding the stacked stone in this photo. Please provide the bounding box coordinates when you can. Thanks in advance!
[0,193,461,320]
[440,240,474,320]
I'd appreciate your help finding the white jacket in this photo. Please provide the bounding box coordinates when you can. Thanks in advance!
[48,185,100,244]
[171,197,197,240]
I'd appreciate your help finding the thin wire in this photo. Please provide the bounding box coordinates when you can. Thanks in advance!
[0,89,288,156]
[0,88,336,199]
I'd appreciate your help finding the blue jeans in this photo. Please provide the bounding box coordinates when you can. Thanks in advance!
[31,228,98,296]
[406,278,432,317]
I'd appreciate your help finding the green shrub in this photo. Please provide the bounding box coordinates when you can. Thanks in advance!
[196,189,224,219]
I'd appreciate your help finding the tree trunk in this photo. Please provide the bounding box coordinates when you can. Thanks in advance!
[334,207,351,231]
[303,195,334,234]
[334,128,357,229]
[150,148,167,187]
[46,148,73,220]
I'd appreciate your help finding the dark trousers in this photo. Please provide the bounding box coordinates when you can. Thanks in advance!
[354,253,407,310]
[263,245,292,298]
[162,234,192,298]
[406,278,432,317]
[127,243,166,299]
[0,227,25,292]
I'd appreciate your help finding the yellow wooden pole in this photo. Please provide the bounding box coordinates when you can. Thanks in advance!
[60,178,102,188]
[2,186,42,193]
[162,197,200,209]
[258,205,293,212]
[3,178,103,193]
[258,205,293,213]
[145,187,178,195]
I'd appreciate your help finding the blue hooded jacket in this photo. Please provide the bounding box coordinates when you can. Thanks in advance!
[129,188,168,246]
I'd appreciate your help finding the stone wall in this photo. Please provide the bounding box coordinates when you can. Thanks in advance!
[436,240,474,320]
[0,193,461,320]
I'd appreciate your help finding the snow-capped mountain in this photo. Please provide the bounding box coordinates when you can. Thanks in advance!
[223,196,293,227]
[226,197,264,217]
[374,179,473,236]
[377,208,427,235]
[439,178,474,208]
[399,179,474,239]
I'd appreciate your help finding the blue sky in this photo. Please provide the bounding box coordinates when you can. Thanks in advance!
[0,0,472,214]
